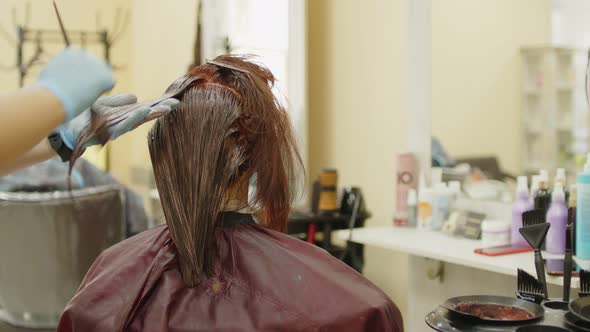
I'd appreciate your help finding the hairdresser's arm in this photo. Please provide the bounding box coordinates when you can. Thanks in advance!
[0,138,56,177]
[0,47,113,171]
[0,94,177,177]
[0,87,64,170]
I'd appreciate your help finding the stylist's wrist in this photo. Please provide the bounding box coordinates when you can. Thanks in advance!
[36,47,114,122]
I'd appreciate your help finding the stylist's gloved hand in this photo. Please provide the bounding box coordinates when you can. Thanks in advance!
[36,47,114,122]
[57,94,179,149]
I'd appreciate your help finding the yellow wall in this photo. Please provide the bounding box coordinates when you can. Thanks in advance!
[431,0,551,174]
[108,0,197,196]
[308,0,410,318]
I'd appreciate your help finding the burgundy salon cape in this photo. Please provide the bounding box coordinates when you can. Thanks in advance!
[57,214,403,331]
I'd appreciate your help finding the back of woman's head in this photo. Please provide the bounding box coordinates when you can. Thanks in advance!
[148,55,302,286]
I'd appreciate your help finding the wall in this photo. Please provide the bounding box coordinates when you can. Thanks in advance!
[107,0,198,200]
[307,0,410,320]
[431,0,551,175]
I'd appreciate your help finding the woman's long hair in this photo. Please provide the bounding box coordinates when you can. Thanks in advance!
[148,55,302,286]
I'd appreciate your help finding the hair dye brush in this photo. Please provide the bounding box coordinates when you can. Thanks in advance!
[519,209,550,299]
[580,269,590,298]
[516,268,545,304]
[563,223,574,302]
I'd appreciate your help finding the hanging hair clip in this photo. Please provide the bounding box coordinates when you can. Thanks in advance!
[206,60,250,74]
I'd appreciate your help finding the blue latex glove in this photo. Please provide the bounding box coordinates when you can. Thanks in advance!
[36,48,114,122]
[58,94,179,149]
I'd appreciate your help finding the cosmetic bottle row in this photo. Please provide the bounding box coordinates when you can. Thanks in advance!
[413,169,462,231]
[511,154,590,259]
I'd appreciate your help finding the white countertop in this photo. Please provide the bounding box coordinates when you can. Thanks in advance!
[333,226,579,288]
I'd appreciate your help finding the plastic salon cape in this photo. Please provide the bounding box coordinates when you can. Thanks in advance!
[57,212,403,332]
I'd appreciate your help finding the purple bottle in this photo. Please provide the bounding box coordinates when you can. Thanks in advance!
[546,183,568,254]
[512,176,530,245]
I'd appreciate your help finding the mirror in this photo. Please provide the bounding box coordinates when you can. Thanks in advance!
[430,0,589,201]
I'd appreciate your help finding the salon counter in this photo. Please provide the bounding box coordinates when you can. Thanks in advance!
[333,227,579,331]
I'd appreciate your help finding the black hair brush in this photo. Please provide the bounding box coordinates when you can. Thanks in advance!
[520,209,550,300]
[516,268,544,304]
[580,269,590,298]
[563,223,574,301]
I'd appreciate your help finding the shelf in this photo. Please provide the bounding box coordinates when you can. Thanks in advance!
[334,227,578,288]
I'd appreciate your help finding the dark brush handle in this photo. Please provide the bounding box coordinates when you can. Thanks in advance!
[564,250,573,302]
[564,224,573,302]
[535,249,549,299]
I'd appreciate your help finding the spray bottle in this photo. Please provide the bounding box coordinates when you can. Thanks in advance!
[511,176,529,245]
[529,175,541,210]
[546,183,568,254]
[576,154,590,259]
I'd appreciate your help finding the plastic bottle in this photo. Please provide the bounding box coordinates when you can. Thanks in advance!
[511,176,529,246]
[407,188,418,227]
[576,154,590,259]
[534,173,551,212]
[394,152,418,226]
[546,183,568,254]
[529,175,540,210]
[418,188,434,230]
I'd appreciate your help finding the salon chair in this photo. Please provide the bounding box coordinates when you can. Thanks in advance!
[0,185,126,329]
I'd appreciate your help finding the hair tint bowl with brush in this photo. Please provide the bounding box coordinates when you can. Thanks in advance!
[577,154,590,259]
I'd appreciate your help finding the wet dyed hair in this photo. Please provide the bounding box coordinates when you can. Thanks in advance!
[148,55,302,286]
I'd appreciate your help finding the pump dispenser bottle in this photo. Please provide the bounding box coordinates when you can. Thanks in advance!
[546,183,568,254]
[534,173,551,212]
[512,176,529,245]
[576,154,590,259]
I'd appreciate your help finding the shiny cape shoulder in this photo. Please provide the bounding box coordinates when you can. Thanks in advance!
[57,223,403,332]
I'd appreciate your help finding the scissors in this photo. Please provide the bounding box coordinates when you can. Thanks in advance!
[52,0,70,47]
